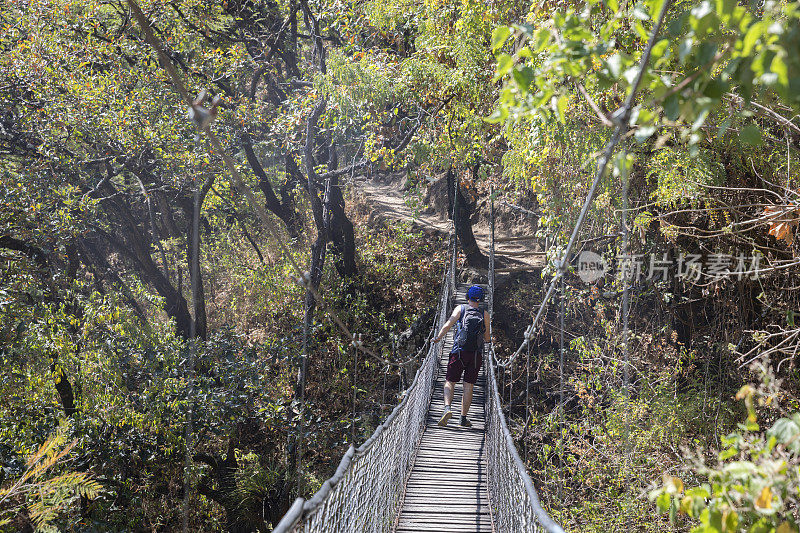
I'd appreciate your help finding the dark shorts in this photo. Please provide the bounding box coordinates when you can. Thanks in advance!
[446,349,482,385]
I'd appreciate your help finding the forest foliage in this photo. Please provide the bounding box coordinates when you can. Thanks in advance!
[487,0,800,531]
[1,0,799,531]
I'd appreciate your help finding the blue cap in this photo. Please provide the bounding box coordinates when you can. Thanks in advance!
[467,285,485,302]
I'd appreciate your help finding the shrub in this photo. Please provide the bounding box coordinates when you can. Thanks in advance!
[650,365,800,533]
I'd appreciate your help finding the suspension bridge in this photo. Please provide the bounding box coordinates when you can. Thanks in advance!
[273,194,566,532]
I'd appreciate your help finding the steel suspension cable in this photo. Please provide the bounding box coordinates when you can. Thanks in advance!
[489,186,495,318]
[498,0,673,368]
[502,367,507,404]
[452,170,458,292]
[382,362,388,408]
[351,335,360,443]
[296,296,311,499]
[559,276,565,413]
[621,151,632,454]
[510,364,514,405]
[399,366,403,394]
[182,183,201,532]
[525,339,531,462]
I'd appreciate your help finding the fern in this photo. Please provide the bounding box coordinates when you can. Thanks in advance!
[0,428,103,531]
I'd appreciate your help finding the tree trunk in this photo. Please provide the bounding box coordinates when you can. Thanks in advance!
[329,183,358,276]
[184,177,214,341]
[94,184,196,339]
[325,143,357,276]
[447,167,487,268]
[51,355,77,416]
[147,257,195,339]
[242,136,301,237]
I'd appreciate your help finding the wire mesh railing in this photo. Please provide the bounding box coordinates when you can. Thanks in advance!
[273,236,455,533]
[486,192,564,533]
[484,346,565,533]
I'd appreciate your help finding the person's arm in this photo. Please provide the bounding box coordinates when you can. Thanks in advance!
[484,310,491,344]
[433,306,461,343]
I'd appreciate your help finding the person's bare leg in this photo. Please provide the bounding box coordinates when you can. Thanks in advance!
[461,382,474,417]
[444,380,455,407]
[439,380,455,426]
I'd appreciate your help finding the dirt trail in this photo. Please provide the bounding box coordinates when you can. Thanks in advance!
[353,176,545,271]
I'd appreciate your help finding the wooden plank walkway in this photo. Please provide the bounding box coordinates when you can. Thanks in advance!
[395,284,493,533]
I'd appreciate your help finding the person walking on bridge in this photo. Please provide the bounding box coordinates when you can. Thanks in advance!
[432,285,491,428]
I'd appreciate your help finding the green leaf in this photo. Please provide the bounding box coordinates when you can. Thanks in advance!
[702,78,728,99]
[770,52,789,91]
[696,42,718,65]
[491,26,512,52]
[531,28,551,53]
[723,510,739,532]
[606,53,625,78]
[496,54,514,76]
[744,420,760,431]
[767,417,800,452]
[634,20,649,41]
[636,107,656,124]
[635,125,657,143]
[742,21,764,57]
[739,124,763,146]
[724,460,756,479]
[651,38,670,61]
[512,66,534,93]
[646,0,667,20]
[686,486,711,499]
[656,491,671,513]
[553,94,569,124]
[715,0,736,22]
[664,94,680,121]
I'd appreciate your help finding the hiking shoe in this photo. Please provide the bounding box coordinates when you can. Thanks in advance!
[460,416,472,428]
[438,406,452,426]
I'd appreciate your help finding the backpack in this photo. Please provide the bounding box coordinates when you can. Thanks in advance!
[452,304,485,353]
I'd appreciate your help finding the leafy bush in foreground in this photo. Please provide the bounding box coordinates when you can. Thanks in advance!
[651,365,800,533]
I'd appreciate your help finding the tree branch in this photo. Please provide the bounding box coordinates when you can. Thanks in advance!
[0,236,48,269]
